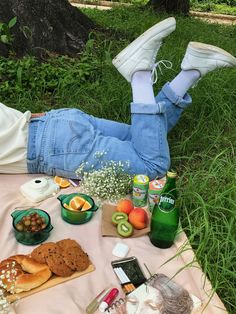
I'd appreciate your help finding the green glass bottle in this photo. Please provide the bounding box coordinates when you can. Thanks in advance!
[149,170,179,249]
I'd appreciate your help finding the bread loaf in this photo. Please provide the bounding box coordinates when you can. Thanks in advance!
[0,255,52,294]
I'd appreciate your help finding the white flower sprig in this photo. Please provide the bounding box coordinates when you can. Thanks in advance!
[0,289,11,314]
[76,158,133,202]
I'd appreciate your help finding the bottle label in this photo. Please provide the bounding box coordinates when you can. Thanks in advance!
[158,195,175,212]
[148,178,166,212]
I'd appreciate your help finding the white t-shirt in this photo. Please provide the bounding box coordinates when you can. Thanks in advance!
[0,102,31,173]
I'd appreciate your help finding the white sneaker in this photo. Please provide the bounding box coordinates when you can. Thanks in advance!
[181,42,236,77]
[112,17,176,82]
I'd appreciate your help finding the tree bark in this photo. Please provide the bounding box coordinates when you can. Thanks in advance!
[147,0,190,14]
[0,0,96,58]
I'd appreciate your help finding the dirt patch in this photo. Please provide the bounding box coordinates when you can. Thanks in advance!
[70,1,236,25]
[190,11,236,25]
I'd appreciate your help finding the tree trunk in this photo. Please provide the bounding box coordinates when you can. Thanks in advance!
[148,0,190,14]
[0,0,96,58]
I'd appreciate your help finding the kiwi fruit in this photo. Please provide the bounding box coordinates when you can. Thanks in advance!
[117,221,133,237]
[112,212,128,226]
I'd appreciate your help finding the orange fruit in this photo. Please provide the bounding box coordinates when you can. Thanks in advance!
[54,176,71,188]
[63,203,72,210]
[81,201,92,211]
[69,196,86,211]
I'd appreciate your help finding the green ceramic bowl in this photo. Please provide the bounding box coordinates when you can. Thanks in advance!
[57,193,98,224]
[11,208,53,246]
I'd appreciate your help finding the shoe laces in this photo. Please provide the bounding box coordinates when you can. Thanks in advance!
[151,60,173,84]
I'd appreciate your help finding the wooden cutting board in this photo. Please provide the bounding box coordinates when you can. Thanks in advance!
[6,263,95,303]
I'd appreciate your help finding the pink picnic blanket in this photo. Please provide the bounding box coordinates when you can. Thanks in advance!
[0,174,227,314]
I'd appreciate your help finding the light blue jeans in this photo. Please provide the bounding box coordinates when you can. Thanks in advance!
[27,83,192,180]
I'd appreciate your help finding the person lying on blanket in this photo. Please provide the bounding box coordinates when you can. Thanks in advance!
[0,17,236,180]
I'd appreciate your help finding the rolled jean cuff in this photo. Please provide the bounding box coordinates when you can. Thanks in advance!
[162,82,192,108]
[131,101,166,114]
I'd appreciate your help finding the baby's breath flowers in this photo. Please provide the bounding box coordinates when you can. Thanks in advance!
[76,158,133,202]
[0,289,11,314]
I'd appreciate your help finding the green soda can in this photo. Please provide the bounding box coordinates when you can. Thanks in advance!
[132,175,149,207]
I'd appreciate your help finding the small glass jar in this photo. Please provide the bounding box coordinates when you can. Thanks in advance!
[11,208,53,245]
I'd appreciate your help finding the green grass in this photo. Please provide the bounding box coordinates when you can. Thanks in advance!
[0,6,236,313]
[81,0,236,15]
[191,1,236,15]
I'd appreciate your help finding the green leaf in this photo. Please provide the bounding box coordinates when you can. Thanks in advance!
[0,35,9,44]
[0,24,8,33]
[8,17,17,28]
[17,66,23,85]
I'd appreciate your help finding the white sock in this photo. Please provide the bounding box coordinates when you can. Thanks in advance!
[169,70,201,98]
[131,71,156,104]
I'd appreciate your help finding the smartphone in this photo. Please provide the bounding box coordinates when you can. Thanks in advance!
[111,256,146,289]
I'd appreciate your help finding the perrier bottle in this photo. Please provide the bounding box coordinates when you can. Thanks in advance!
[149,170,179,249]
